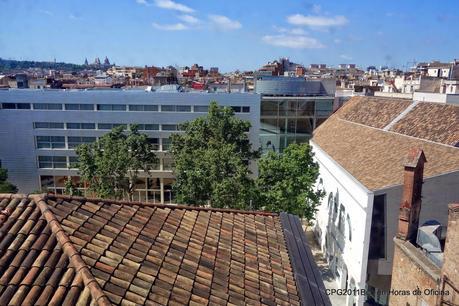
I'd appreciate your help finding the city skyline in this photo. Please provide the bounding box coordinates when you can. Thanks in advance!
[1,0,458,72]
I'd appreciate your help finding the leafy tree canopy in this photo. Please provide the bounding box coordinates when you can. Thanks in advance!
[171,101,260,209]
[76,125,158,200]
[257,143,324,220]
[0,167,18,193]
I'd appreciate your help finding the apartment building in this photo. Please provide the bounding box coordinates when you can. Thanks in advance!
[311,96,459,306]
[0,89,260,203]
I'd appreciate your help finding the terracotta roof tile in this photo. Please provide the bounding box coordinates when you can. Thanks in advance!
[0,194,330,305]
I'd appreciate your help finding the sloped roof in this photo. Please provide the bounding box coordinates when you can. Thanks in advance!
[0,194,330,306]
[313,96,459,191]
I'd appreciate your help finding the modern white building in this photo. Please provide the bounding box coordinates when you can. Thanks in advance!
[311,96,459,306]
[0,89,261,203]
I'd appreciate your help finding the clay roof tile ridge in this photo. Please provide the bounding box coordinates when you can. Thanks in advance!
[29,195,111,306]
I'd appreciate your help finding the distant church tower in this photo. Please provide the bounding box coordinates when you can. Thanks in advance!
[84,58,89,66]
[104,56,110,66]
[94,57,101,66]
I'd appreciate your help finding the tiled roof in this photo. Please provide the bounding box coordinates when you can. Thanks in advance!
[338,96,413,129]
[390,102,459,146]
[0,194,330,306]
[312,96,459,191]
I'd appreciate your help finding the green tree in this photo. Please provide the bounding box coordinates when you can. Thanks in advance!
[171,101,260,209]
[76,125,158,200]
[64,178,82,196]
[0,167,18,193]
[257,143,324,221]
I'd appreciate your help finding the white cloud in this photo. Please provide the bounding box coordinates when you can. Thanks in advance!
[39,9,53,16]
[287,14,348,27]
[262,34,325,49]
[178,14,200,24]
[208,15,242,30]
[340,54,352,60]
[136,0,149,4]
[154,0,194,13]
[273,26,307,35]
[152,22,188,31]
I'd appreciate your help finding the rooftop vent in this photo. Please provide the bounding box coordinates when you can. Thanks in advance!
[416,220,443,267]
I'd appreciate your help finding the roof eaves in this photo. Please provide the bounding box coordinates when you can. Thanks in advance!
[280,212,331,306]
[29,194,111,306]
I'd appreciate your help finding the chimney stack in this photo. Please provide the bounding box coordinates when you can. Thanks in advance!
[397,148,427,242]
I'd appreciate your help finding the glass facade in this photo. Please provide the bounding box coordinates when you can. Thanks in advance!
[260,98,333,152]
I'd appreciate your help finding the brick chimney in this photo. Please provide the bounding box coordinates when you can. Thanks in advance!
[397,148,427,242]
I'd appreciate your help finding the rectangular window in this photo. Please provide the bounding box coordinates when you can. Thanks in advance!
[137,124,159,131]
[194,105,209,113]
[162,138,171,151]
[33,122,64,129]
[231,106,241,113]
[65,104,94,111]
[2,103,16,109]
[68,156,79,168]
[242,106,250,113]
[67,123,96,130]
[315,100,333,117]
[38,156,67,168]
[163,158,175,170]
[147,138,160,150]
[98,123,127,130]
[17,103,31,109]
[33,103,63,110]
[176,105,191,112]
[128,105,158,112]
[67,137,96,149]
[369,194,386,259]
[162,124,177,131]
[36,136,66,149]
[161,105,176,112]
[97,104,126,111]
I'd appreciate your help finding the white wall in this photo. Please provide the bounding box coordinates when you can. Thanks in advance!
[311,142,373,306]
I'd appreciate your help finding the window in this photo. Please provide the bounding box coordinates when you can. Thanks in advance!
[231,106,241,113]
[176,105,191,112]
[98,123,127,130]
[97,104,126,111]
[129,105,158,112]
[68,156,79,168]
[34,122,64,129]
[315,100,333,117]
[147,138,160,150]
[161,105,192,112]
[369,194,386,259]
[1,103,31,109]
[67,123,96,130]
[162,138,171,151]
[163,158,175,170]
[36,136,65,149]
[65,104,94,111]
[242,106,250,113]
[162,124,177,131]
[68,137,96,149]
[33,103,63,110]
[194,105,209,112]
[38,156,67,168]
[137,124,159,131]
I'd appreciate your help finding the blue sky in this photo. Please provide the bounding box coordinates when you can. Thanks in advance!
[1,0,458,72]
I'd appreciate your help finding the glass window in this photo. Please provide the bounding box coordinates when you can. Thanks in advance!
[128,105,158,111]
[97,104,126,111]
[347,214,352,241]
[298,101,315,116]
[2,103,16,109]
[138,124,159,131]
[67,123,96,129]
[147,138,160,150]
[69,156,79,168]
[17,103,31,109]
[34,122,64,129]
[194,105,209,113]
[68,136,96,149]
[316,100,333,116]
[144,105,158,111]
[98,123,112,130]
[296,118,314,135]
[33,103,62,110]
[36,136,65,149]
[231,106,241,113]
[38,156,67,168]
[369,195,386,259]
[162,124,177,131]
[176,105,191,112]
[161,105,175,112]
[162,138,171,151]
[261,101,278,116]
[65,104,94,111]
[112,104,126,111]
[163,158,175,170]
[242,106,250,113]
[40,175,54,189]
[129,105,143,111]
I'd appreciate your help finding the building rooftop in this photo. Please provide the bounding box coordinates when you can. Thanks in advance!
[0,194,330,306]
[312,96,459,191]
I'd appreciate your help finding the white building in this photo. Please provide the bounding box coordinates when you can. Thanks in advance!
[0,89,261,203]
[311,96,459,306]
